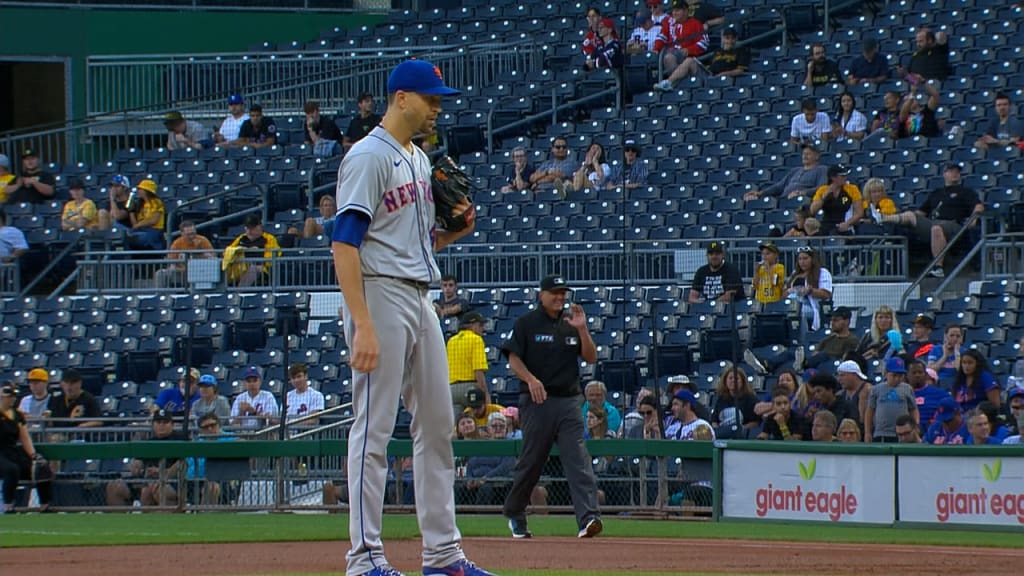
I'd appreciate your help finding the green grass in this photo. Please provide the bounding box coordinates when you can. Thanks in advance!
[2,513,1023,549]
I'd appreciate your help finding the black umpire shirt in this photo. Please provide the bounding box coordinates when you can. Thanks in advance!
[502,308,583,398]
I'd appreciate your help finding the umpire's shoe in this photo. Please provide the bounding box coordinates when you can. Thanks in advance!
[507,516,532,539]
[577,517,603,538]
[423,558,498,576]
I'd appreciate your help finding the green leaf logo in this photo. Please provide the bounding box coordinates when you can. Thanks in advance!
[798,458,817,480]
[983,459,1003,482]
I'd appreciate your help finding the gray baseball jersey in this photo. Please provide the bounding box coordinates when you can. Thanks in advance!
[335,125,440,284]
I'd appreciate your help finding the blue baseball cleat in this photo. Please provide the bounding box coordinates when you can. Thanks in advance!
[359,566,406,576]
[423,558,499,576]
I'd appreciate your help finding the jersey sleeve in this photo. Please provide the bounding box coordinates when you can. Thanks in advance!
[335,150,387,219]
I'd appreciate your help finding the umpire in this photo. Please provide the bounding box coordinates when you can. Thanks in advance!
[501,274,602,539]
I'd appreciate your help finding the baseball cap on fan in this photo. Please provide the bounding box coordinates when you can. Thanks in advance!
[387,60,461,96]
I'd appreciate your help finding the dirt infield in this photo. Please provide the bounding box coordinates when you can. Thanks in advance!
[4,536,1021,575]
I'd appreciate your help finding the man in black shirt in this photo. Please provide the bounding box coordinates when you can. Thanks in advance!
[870,163,983,277]
[900,27,951,82]
[105,409,186,506]
[502,275,602,540]
[236,104,277,149]
[46,368,102,428]
[804,43,841,88]
[688,241,745,303]
[344,93,381,152]
[7,148,56,205]
[303,99,342,157]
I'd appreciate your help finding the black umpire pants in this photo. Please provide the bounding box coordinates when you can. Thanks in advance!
[503,393,600,529]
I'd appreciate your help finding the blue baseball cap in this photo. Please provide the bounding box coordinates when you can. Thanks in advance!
[228,93,244,105]
[243,366,261,380]
[885,356,906,374]
[387,60,461,96]
[197,374,217,386]
[673,389,696,406]
[110,174,131,188]
[934,396,961,423]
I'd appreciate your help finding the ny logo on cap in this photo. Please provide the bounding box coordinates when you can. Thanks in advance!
[433,65,443,80]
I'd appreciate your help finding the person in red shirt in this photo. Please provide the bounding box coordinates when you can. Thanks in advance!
[653,0,709,91]
[581,7,604,58]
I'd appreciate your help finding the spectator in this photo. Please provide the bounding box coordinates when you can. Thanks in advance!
[799,308,860,374]
[845,37,889,85]
[665,376,713,424]
[212,93,249,147]
[455,412,480,440]
[744,145,828,201]
[127,179,166,251]
[905,313,936,359]
[965,408,1001,445]
[581,7,604,60]
[164,111,210,150]
[783,208,810,237]
[688,241,744,303]
[836,418,861,442]
[927,323,968,385]
[666,389,715,440]
[832,92,868,142]
[105,409,185,507]
[952,349,1001,412]
[836,360,872,426]
[61,178,99,230]
[344,93,381,151]
[581,380,622,435]
[302,100,342,157]
[870,164,983,278]
[96,175,132,231]
[502,406,522,440]
[606,139,648,189]
[463,412,517,505]
[153,368,200,415]
[625,10,659,55]
[864,357,919,443]
[710,366,759,430]
[433,274,470,319]
[462,388,504,429]
[222,213,281,287]
[809,164,862,236]
[805,43,841,88]
[924,396,967,444]
[189,412,235,505]
[671,26,749,80]
[190,374,230,426]
[586,18,623,70]
[785,246,834,334]
[908,359,950,433]
[230,366,279,429]
[585,405,617,440]
[976,401,1013,441]
[570,142,610,193]
[790,98,832,144]
[648,0,668,25]
[285,363,325,425]
[895,414,922,443]
[18,368,51,421]
[529,137,575,191]
[899,27,951,83]
[1003,388,1024,443]
[46,368,102,428]
[758,386,806,440]
[236,104,278,149]
[752,241,785,304]
[685,0,724,28]
[867,91,902,141]
[810,409,838,441]
[301,194,337,239]
[0,154,14,203]
[627,395,663,439]
[154,219,215,289]
[975,93,1023,150]
[897,81,941,138]
[861,178,897,224]
[447,311,489,418]
[6,148,56,204]
[856,305,899,360]
[0,383,53,513]
[807,372,850,424]
[500,147,536,193]
[0,207,28,265]
[652,0,709,92]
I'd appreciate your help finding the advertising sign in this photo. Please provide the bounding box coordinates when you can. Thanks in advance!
[899,456,1024,527]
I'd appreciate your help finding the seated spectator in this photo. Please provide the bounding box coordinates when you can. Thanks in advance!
[868,164,982,278]
[906,313,936,359]
[652,0,709,92]
[809,164,862,236]
[625,10,659,56]
[648,0,668,25]
[895,414,922,443]
[785,247,834,335]
[626,395,663,439]
[211,93,248,147]
[222,214,281,287]
[462,388,504,429]
[855,305,899,360]
[105,409,185,507]
[807,373,850,424]
[897,81,941,138]
[18,368,51,422]
[127,179,166,251]
[164,111,210,150]
[861,178,897,225]
[191,374,231,426]
[797,308,860,374]
[897,27,951,83]
[463,412,517,505]
[803,217,822,236]
[528,137,575,191]
[0,154,14,203]
[0,383,53,512]
[581,7,604,60]
[344,93,381,151]
[925,396,967,444]
[688,241,744,303]
[832,92,868,142]
[61,178,99,230]
[866,91,902,141]
[952,349,1001,412]
[0,207,28,265]
[570,142,610,193]
[607,139,648,189]
[581,380,622,434]
[908,360,949,433]
[6,148,56,204]
[709,366,759,430]
[752,241,785,304]
[758,386,806,440]
[433,274,470,320]
[501,406,522,440]
[845,37,889,85]
[926,323,968,385]
[790,98,832,144]
[46,368,102,428]
[153,368,200,415]
[976,401,1014,441]
[810,409,838,441]
[189,412,236,505]
[975,92,1024,150]
[865,357,919,443]
[230,366,279,429]
[669,26,749,81]
[585,405,617,440]
[782,207,811,237]
[666,389,715,440]
[155,219,215,288]
[96,175,132,231]
[303,100,342,157]
[836,418,861,442]
[586,18,623,70]
[285,362,325,425]
[236,104,277,149]
[301,194,337,239]
[455,412,480,440]
[804,43,841,88]
[836,360,872,426]
[500,147,535,193]
[964,408,1001,445]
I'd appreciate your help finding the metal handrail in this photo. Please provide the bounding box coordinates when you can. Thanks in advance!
[164,182,266,246]
[250,402,355,440]
[899,211,983,310]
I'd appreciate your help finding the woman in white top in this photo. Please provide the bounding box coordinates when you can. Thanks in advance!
[572,142,610,191]
[832,92,868,141]
[785,245,834,334]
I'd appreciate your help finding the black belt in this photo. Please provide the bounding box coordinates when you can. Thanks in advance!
[366,275,430,291]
